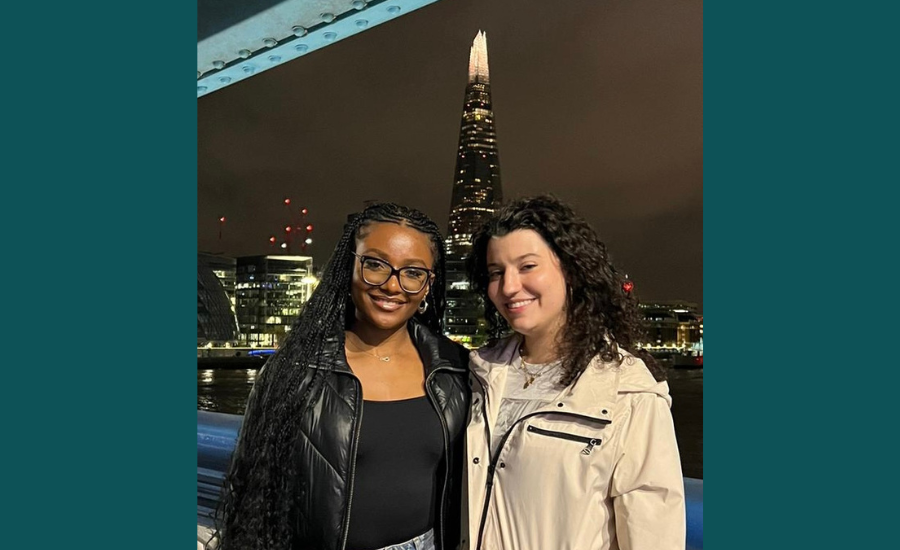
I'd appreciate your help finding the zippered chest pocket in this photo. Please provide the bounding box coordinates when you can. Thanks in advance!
[527,425,601,455]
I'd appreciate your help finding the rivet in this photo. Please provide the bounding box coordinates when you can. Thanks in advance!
[268,55,282,63]
[242,65,255,74]
[387,5,401,14]
[323,32,337,41]
[212,60,225,69]
[263,38,277,47]
[601,409,608,414]
[197,86,208,92]
[219,76,231,84]
[557,403,564,408]
[499,462,506,468]
[355,19,368,28]
[295,44,309,53]
[238,49,251,59]
[351,0,366,9]
[292,26,307,37]
[473,457,480,464]
[321,12,335,23]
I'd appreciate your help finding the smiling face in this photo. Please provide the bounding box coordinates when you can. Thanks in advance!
[486,229,568,344]
[351,222,435,333]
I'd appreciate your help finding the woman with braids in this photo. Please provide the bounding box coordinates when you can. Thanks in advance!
[462,195,684,550]
[214,203,470,550]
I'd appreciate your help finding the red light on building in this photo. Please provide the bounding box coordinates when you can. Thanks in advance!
[285,226,292,232]
[301,208,309,215]
[306,224,313,232]
[269,236,276,243]
[284,198,291,205]
[219,216,226,222]
[622,281,634,293]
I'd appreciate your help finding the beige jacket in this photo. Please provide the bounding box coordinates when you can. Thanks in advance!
[463,336,685,550]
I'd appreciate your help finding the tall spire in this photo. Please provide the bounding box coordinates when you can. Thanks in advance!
[444,30,502,347]
[468,30,490,85]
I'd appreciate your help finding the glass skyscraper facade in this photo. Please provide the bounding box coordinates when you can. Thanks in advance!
[444,31,503,346]
[235,255,317,347]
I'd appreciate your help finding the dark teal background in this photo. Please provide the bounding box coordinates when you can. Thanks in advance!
[5,1,898,548]
[4,2,197,548]
[705,2,898,549]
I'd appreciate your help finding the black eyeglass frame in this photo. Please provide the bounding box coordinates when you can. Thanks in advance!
[351,252,434,294]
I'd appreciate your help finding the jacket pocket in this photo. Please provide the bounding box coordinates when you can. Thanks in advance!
[526,425,601,455]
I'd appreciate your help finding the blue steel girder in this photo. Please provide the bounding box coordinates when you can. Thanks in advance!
[198,0,443,97]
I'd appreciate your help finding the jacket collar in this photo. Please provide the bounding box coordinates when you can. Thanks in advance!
[316,318,454,376]
[471,335,618,423]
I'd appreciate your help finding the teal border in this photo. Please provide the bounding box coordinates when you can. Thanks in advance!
[5,3,197,548]
[706,2,898,549]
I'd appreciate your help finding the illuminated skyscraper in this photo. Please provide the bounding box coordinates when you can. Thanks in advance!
[446,30,503,257]
[444,31,503,346]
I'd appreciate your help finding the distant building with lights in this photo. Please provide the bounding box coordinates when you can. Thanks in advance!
[199,252,237,308]
[198,253,239,347]
[235,255,318,347]
[639,301,703,350]
[443,31,504,347]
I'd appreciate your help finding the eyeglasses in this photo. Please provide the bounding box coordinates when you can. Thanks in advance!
[351,252,434,293]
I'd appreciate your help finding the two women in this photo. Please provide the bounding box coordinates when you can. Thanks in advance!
[463,195,685,550]
[217,196,684,550]
[216,203,470,550]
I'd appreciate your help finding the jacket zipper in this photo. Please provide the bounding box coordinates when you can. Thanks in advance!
[339,372,364,550]
[526,425,600,455]
[475,411,610,550]
[425,365,456,550]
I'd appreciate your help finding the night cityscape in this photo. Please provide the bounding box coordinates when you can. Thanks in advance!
[198,1,702,546]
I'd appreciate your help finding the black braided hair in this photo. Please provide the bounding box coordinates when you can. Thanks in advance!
[466,195,665,386]
[210,202,447,550]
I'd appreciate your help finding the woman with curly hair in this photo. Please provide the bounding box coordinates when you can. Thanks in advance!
[212,203,470,550]
[463,195,684,550]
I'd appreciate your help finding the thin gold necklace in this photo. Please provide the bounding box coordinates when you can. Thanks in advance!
[518,345,559,389]
[346,334,392,362]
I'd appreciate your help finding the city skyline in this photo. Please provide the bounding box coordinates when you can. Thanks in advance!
[198,0,703,309]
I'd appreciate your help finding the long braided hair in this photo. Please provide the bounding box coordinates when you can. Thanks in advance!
[211,202,447,550]
[466,195,665,386]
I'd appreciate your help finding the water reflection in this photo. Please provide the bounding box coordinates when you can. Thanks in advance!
[197,368,258,414]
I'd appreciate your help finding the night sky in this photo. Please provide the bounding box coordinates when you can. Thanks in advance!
[198,0,703,310]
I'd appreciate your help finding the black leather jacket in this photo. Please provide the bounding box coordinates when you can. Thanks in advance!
[291,320,470,550]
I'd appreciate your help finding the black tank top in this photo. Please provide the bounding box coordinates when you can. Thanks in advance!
[345,396,444,550]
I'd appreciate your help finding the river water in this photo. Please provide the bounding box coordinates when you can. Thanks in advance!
[198,360,703,478]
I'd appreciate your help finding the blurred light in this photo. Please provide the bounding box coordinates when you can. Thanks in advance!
[269,236,277,243]
[301,208,309,215]
[285,226,292,232]
[284,198,291,205]
[219,216,226,222]
[306,224,313,232]
[280,243,287,249]
[305,238,313,244]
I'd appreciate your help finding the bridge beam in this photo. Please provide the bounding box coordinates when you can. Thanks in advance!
[198,0,443,97]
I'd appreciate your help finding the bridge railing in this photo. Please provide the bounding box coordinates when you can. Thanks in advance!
[197,410,703,549]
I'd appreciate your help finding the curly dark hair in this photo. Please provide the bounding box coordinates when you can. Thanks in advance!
[209,202,447,550]
[466,195,664,386]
